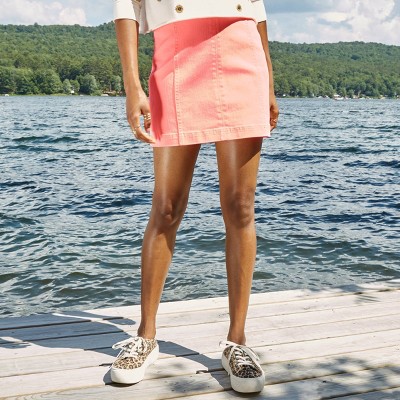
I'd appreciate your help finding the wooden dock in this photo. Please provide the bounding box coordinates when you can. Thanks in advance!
[1,280,400,399]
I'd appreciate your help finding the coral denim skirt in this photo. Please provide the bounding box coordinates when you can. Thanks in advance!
[148,17,270,147]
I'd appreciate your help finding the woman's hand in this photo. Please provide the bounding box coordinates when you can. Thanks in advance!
[256,21,279,132]
[126,87,155,145]
[269,93,279,132]
[115,19,154,144]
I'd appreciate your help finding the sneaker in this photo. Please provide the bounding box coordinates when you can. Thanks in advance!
[110,336,159,384]
[220,340,265,393]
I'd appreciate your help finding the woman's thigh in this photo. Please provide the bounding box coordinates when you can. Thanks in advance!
[152,144,201,211]
[215,138,263,223]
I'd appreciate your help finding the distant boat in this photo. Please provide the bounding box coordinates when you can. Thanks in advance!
[4,94,9,97]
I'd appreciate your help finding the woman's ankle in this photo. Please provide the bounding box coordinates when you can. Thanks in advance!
[227,331,246,345]
[137,323,157,339]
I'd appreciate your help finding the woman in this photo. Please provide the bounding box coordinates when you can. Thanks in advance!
[111,0,279,393]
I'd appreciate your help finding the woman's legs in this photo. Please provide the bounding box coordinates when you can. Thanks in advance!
[215,138,264,345]
[138,144,201,339]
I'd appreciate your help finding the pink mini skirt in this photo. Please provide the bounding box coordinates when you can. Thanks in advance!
[148,17,270,147]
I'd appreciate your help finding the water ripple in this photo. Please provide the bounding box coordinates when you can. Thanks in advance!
[0,96,399,316]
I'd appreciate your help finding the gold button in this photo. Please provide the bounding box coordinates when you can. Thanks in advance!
[175,4,184,13]
[236,4,242,11]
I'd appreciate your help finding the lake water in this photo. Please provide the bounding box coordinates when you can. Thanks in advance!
[0,97,399,317]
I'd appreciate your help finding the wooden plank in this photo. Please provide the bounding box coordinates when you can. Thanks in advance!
[169,367,400,400]
[2,327,399,379]
[1,292,398,345]
[0,349,115,379]
[158,290,400,328]
[185,391,400,400]
[152,313,400,344]
[1,345,399,397]
[0,292,400,343]
[85,279,400,317]
[4,364,400,399]
[332,387,400,399]
[0,318,135,345]
[129,312,400,345]
[1,279,398,331]
[153,346,400,386]
[0,311,125,331]
[1,313,399,360]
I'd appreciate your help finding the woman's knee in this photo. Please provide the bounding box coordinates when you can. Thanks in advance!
[150,195,188,231]
[221,189,255,229]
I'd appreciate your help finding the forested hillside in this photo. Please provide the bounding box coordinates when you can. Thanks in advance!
[1,22,399,98]
[271,41,400,98]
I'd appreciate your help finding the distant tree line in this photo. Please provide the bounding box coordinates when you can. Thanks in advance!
[0,23,152,96]
[0,22,399,98]
[270,42,400,98]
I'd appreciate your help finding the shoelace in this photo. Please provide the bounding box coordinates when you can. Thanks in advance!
[220,340,262,369]
[112,336,148,359]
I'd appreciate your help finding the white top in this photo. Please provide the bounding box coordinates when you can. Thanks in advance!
[114,0,267,35]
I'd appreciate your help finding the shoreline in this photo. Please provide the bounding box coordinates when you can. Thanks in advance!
[2,93,399,100]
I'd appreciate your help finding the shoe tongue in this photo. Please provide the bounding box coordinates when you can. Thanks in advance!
[124,338,141,352]
[234,346,247,358]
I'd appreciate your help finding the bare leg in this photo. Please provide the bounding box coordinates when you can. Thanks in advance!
[215,138,263,345]
[138,144,201,339]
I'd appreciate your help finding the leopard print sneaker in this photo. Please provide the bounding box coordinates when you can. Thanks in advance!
[220,340,265,393]
[110,336,159,384]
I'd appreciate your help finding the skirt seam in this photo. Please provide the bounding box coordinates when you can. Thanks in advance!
[216,20,226,129]
[211,20,223,130]
[173,22,181,146]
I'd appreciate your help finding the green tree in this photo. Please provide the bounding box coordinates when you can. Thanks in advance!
[78,74,98,95]
[70,79,80,94]
[278,77,291,96]
[63,79,72,94]
[34,69,63,94]
[111,75,122,92]
[0,67,16,93]
[54,58,82,81]
[15,68,36,94]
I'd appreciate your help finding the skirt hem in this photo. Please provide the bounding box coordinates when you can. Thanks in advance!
[150,124,271,147]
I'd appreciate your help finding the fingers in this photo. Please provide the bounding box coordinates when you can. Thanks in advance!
[270,114,279,131]
[143,112,152,133]
[129,112,156,145]
[270,116,278,132]
[269,106,279,132]
[131,124,156,144]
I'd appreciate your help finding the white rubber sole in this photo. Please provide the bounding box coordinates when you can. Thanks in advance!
[222,354,265,393]
[111,344,159,384]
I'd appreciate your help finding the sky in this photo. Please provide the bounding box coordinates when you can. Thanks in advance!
[0,0,399,45]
